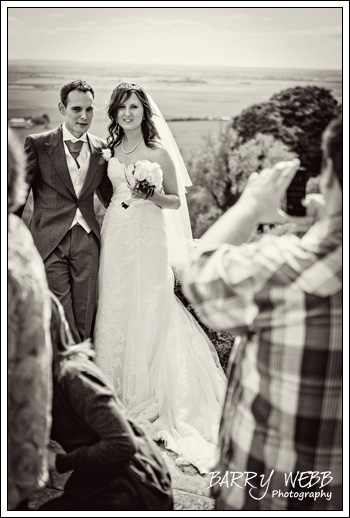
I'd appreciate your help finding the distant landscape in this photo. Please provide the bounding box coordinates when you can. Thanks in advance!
[8,60,342,154]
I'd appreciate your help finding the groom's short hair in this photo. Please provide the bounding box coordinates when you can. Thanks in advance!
[60,80,95,107]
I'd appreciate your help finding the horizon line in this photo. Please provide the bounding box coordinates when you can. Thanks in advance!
[7,58,342,73]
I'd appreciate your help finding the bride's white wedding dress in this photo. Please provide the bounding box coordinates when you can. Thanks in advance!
[94,157,227,473]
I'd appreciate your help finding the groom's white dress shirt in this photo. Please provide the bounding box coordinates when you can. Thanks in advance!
[62,123,92,233]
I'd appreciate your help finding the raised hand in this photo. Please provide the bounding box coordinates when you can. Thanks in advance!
[239,158,300,225]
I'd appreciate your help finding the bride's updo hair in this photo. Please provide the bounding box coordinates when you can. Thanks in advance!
[106,83,160,153]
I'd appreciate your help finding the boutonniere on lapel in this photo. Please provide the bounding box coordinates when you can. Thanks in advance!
[100,148,112,162]
[95,146,112,165]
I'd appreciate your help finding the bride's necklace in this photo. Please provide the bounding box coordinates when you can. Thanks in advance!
[121,136,143,154]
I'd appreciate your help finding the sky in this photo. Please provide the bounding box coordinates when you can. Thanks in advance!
[5,3,344,70]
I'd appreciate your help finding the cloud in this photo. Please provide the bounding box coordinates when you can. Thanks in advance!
[215,23,342,50]
[146,18,215,28]
[81,20,100,28]
[108,16,214,31]
[278,25,341,38]
[261,24,342,47]
[8,9,342,69]
[259,16,273,23]
[30,23,101,36]
[49,13,64,19]
[8,16,23,29]
[221,13,251,22]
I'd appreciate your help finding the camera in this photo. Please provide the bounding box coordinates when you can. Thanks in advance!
[285,167,308,217]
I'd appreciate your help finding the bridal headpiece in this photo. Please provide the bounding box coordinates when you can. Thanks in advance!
[117,82,142,91]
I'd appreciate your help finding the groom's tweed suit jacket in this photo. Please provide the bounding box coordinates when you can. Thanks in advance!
[24,125,112,261]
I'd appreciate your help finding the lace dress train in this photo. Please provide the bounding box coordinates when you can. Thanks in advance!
[94,158,227,473]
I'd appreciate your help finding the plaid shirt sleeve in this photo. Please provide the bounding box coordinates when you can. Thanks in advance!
[183,235,300,332]
[183,219,342,334]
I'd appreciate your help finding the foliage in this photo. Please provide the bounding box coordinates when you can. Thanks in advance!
[247,222,293,243]
[186,129,234,209]
[228,132,296,198]
[186,129,295,237]
[185,85,339,237]
[186,186,224,239]
[231,101,302,150]
[185,128,233,237]
[232,86,340,175]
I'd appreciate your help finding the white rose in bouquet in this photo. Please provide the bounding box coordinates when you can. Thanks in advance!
[134,160,163,193]
[122,160,163,209]
[134,160,148,182]
[145,162,163,191]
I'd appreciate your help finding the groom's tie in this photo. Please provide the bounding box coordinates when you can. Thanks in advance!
[65,140,84,168]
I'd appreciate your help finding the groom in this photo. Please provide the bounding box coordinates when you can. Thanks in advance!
[18,80,113,343]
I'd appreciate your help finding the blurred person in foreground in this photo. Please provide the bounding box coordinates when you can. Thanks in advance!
[8,128,52,510]
[16,80,113,343]
[37,292,173,511]
[183,116,342,511]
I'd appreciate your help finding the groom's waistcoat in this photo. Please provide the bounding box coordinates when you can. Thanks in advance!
[24,126,108,261]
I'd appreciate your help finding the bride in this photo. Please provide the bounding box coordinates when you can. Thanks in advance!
[94,82,227,474]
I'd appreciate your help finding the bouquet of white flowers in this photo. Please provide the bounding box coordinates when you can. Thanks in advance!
[133,160,163,195]
[122,160,163,209]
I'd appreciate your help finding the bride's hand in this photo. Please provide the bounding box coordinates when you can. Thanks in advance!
[129,185,154,200]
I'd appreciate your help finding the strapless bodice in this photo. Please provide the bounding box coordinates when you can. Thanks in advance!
[107,157,136,201]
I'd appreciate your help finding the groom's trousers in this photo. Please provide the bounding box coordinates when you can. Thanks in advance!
[44,224,99,344]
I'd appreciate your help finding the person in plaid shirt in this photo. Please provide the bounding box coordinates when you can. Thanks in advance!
[183,116,342,511]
